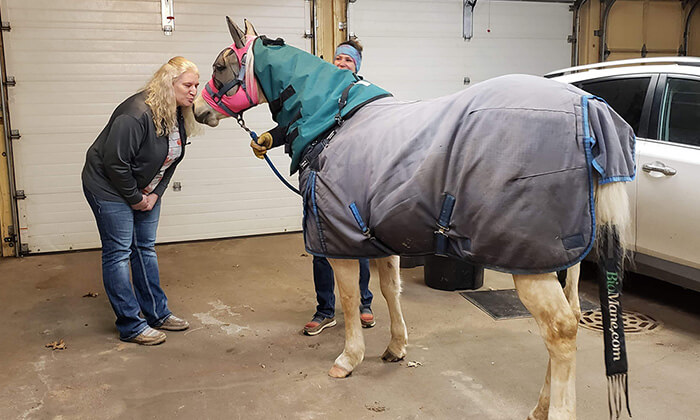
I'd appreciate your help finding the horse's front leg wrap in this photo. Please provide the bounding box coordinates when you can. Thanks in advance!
[328,258,365,377]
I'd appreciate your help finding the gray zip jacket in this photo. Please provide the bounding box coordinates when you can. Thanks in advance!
[82,91,187,205]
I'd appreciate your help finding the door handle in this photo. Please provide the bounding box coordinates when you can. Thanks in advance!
[642,161,677,176]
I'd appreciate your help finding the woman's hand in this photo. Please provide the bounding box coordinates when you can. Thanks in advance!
[250,131,273,159]
[145,193,159,210]
[131,194,158,211]
[131,196,149,211]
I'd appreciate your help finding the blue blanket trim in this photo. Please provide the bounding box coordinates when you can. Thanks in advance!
[307,171,328,253]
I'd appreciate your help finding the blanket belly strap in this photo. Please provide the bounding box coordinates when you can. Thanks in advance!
[348,202,396,255]
[434,193,456,256]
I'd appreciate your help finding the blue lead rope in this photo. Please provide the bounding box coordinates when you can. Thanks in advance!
[250,131,301,196]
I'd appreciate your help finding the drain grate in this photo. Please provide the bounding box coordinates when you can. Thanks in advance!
[579,309,660,334]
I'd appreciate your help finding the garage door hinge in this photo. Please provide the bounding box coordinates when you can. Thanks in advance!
[4,76,15,86]
[1,22,10,32]
[14,190,26,200]
[9,129,20,140]
[593,29,602,37]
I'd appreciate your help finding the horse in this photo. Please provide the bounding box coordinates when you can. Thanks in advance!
[193,17,635,420]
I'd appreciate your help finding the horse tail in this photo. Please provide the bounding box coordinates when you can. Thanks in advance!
[594,181,630,262]
[594,180,632,419]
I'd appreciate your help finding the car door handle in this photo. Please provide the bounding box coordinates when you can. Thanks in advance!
[642,161,677,176]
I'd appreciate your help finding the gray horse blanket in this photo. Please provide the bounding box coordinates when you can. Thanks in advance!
[298,74,635,273]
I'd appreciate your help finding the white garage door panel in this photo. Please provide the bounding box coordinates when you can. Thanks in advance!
[4,0,308,253]
[350,0,571,101]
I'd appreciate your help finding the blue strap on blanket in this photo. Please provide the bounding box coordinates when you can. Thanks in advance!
[434,193,456,256]
[349,202,396,255]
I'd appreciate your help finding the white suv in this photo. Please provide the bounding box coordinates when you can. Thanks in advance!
[546,57,700,291]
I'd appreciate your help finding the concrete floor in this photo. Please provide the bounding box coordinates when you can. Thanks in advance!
[0,232,698,419]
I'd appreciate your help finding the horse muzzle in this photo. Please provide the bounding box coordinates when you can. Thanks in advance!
[193,94,220,127]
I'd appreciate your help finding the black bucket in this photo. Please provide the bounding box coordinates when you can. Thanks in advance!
[400,256,425,268]
[424,255,484,291]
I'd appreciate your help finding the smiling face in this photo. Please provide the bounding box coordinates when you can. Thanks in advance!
[333,54,356,72]
[173,71,200,107]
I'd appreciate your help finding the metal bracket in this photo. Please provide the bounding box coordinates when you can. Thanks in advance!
[20,243,29,254]
[594,29,602,37]
[1,22,10,32]
[4,76,15,86]
[14,190,26,200]
[9,129,20,140]
[567,35,575,44]
[338,22,346,31]
[303,29,313,39]
[4,225,16,247]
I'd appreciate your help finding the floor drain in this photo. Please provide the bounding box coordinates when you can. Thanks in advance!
[579,310,660,334]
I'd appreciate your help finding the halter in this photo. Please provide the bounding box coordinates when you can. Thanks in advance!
[202,36,259,119]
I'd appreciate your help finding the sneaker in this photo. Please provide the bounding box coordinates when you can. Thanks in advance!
[127,327,166,346]
[303,316,337,336]
[360,307,376,328]
[157,314,190,331]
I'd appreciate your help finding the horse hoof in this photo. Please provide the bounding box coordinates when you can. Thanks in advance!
[381,349,405,362]
[328,365,351,378]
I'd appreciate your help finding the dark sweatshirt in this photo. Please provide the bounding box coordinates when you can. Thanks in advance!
[82,91,187,205]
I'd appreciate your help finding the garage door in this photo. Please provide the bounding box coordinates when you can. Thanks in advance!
[348,0,572,100]
[1,0,309,253]
[606,0,683,60]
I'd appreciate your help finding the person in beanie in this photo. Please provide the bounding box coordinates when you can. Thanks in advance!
[250,39,376,335]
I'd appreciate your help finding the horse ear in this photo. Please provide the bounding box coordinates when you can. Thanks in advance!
[226,16,246,49]
[244,19,258,37]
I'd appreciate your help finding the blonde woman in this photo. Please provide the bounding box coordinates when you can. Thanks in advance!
[82,56,201,345]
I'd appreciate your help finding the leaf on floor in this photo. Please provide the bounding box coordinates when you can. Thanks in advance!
[365,402,386,412]
[406,360,423,368]
[82,292,99,298]
[45,339,67,350]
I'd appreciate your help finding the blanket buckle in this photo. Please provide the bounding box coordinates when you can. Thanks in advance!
[434,193,456,257]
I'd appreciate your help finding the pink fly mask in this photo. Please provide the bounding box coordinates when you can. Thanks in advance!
[202,36,259,117]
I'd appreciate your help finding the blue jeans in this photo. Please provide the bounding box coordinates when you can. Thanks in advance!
[313,256,372,319]
[84,188,171,340]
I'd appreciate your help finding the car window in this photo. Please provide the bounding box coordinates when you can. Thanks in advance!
[659,78,700,147]
[575,77,650,134]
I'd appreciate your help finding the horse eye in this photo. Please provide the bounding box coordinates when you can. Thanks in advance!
[214,64,226,72]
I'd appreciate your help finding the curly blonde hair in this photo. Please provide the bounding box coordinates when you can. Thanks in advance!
[143,56,203,137]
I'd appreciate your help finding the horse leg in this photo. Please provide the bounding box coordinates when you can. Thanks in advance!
[327,258,364,378]
[519,263,582,420]
[514,269,579,420]
[373,256,407,362]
